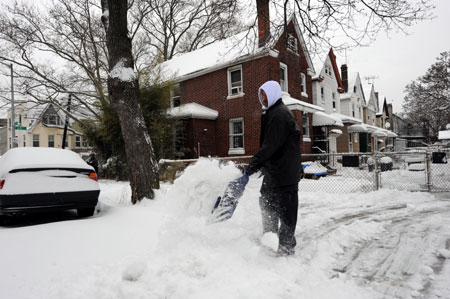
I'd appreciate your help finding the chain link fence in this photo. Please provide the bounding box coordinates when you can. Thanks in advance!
[159,149,450,194]
[301,148,450,193]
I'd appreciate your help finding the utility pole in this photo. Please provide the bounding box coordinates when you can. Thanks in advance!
[62,94,71,149]
[10,64,16,148]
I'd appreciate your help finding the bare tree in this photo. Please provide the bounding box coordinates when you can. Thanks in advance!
[250,0,435,56]
[101,0,159,203]
[403,51,450,141]
[137,0,242,61]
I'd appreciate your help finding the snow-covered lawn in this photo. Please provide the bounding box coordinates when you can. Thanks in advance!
[1,158,450,299]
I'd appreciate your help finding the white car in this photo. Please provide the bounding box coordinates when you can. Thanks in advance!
[0,147,100,218]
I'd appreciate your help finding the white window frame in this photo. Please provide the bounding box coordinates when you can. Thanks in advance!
[349,133,353,152]
[280,62,288,93]
[332,92,336,110]
[287,34,298,53]
[32,134,40,147]
[227,65,243,98]
[75,135,82,148]
[352,103,355,117]
[170,84,181,108]
[228,118,245,155]
[302,112,310,140]
[354,132,358,143]
[48,135,55,147]
[300,73,308,97]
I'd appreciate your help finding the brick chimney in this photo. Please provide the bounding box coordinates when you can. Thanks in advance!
[341,64,348,93]
[256,0,270,47]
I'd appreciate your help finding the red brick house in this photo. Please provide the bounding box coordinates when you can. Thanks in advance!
[160,2,322,159]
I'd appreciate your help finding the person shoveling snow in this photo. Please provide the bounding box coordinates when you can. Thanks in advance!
[246,81,302,256]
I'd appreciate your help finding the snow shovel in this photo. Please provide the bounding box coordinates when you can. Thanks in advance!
[210,172,249,223]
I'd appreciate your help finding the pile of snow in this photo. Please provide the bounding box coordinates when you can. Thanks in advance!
[302,161,328,174]
[163,158,241,217]
[409,163,426,171]
[380,156,393,164]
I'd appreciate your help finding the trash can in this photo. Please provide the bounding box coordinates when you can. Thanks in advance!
[380,156,393,172]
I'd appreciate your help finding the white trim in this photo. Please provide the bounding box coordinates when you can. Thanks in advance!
[303,137,311,143]
[227,65,243,96]
[227,93,245,100]
[229,117,245,154]
[279,62,288,93]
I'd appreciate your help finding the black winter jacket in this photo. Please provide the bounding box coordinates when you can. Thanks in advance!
[248,99,302,190]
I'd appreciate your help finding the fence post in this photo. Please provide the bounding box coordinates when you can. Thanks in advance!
[374,155,380,191]
[426,151,432,192]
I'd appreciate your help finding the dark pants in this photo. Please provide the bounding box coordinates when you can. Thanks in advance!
[259,188,298,249]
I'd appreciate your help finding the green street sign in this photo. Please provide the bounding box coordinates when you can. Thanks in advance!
[14,121,18,126]
[14,126,27,130]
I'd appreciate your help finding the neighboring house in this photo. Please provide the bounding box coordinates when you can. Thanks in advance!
[362,83,378,127]
[160,2,321,159]
[0,119,7,155]
[335,66,366,153]
[311,48,345,156]
[6,102,92,154]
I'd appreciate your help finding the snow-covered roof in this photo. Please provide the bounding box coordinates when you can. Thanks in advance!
[167,103,218,120]
[0,147,93,175]
[438,130,450,140]
[312,111,344,127]
[282,94,323,113]
[159,16,315,82]
[331,112,362,124]
[159,30,264,82]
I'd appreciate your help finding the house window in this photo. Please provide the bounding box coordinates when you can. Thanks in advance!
[287,34,298,53]
[33,134,40,147]
[349,133,353,152]
[352,104,355,117]
[321,87,324,101]
[332,92,336,109]
[302,113,310,138]
[48,135,55,147]
[228,65,243,96]
[229,118,244,153]
[174,121,185,156]
[280,63,288,92]
[354,132,358,143]
[23,135,26,147]
[170,84,181,107]
[75,135,81,147]
[19,114,22,125]
[300,73,306,94]
[353,85,357,93]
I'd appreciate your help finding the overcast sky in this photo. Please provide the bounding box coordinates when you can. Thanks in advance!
[343,0,450,113]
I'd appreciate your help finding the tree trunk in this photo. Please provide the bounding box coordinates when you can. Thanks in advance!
[101,0,159,203]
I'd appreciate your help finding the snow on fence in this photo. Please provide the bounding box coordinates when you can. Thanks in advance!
[159,149,450,193]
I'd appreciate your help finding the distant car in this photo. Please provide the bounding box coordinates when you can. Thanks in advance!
[0,147,100,218]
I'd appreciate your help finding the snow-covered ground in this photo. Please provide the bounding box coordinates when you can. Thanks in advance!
[1,158,450,299]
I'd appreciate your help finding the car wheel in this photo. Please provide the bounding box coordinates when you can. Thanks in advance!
[77,207,96,217]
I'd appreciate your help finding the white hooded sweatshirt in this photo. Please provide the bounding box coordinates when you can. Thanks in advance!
[258,80,282,109]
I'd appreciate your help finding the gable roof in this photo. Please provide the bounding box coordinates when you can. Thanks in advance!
[159,16,314,82]
[312,48,344,92]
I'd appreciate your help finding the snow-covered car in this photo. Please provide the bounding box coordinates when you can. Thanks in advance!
[0,147,100,217]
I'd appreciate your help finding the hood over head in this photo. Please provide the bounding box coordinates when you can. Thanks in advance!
[258,81,282,109]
